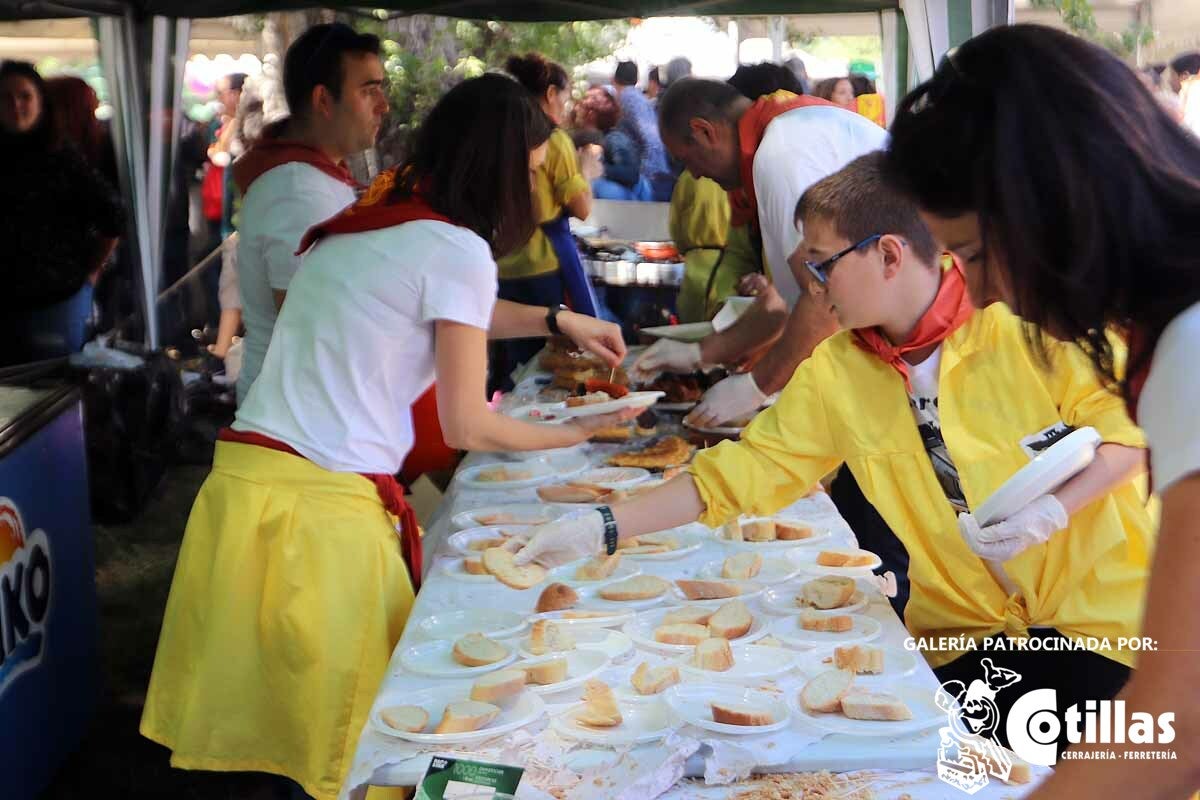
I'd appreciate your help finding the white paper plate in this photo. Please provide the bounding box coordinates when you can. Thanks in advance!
[624,607,768,654]
[503,402,568,423]
[447,526,534,557]
[717,517,833,550]
[640,322,713,342]
[515,650,611,695]
[572,467,651,490]
[655,401,697,412]
[711,296,755,332]
[676,644,799,683]
[766,613,882,649]
[457,461,557,490]
[548,560,643,589]
[413,609,528,641]
[399,638,517,678]
[501,440,586,461]
[452,504,566,530]
[618,529,704,561]
[797,646,920,685]
[696,558,803,585]
[371,685,545,744]
[665,684,790,736]
[666,580,765,605]
[789,683,945,737]
[976,427,1100,525]
[552,697,677,745]
[789,548,883,577]
[538,451,592,478]
[517,628,634,661]
[527,608,636,630]
[761,580,872,617]
[439,557,502,583]
[557,391,665,418]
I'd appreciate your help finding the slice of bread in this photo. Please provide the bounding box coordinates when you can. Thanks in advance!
[599,575,669,601]
[721,552,763,580]
[536,484,610,503]
[694,637,734,671]
[482,547,546,590]
[816,550,876,567]
[575,679,622,727]
[470,669,527,703]
[434,700,501,734]
[560,611,616,620]
[800,611,854,633]
[631,662,680,695]
[463,557,487,575]
[775,521,814,540]
[799,668,857,713]
[707,600,753,640]
[722,520,743,542]
[618,545,669,555]
[711,702,774,727]
[529,620,575,655]
[834,645,884,675]
[840,691,913,721]
[654,622,710,646]
[523,658,569,685]
[615,536,641,550]
[800,577,857,610]
[452,633,509,667]
[574,553,622,581]
[662,606,714,626]
[742,519,777,542]
[675,579,741,601]
[380,705,429,733]
[536,582,579,613]
[467,536,509,551]
[638,532,680,549]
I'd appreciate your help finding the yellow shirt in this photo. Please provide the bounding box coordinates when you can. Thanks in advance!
[689,303,1153,669]
[497,128,591,280]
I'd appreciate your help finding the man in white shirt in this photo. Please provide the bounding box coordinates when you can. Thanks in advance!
[230,22,388,402]
[635,78,887,425]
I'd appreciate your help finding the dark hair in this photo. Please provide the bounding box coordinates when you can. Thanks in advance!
[224,72,248,92]
[0,60,52,146]
[1170,51,1200,77]
[885,23,1200,395]
[505,52,569,98]
[647,67,663,86]
[283,23,380,118]
[571,128,604,149]
[393,74,554,256]
[796,151,939,267]
[813,76,850,101]
[577,86,620,132]
[727,62,804,100]
[848,73,876,96]
[45,75,104,165]
[614,61,638,87]
[657,77,746,141]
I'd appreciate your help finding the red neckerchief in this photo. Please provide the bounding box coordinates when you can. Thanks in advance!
[728,91,839,228]
[231,119,358,194]
[296,167,454,255]
[217,429,424,590]
[852,258,975,391]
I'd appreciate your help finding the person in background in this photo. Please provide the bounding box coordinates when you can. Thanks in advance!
[1138,66,1183,123]
[849,72,886,127]
[575,85,650,201]
[784,56,812,94]
[1170,51,1200,136]
[0,60,123,364]
[665,56,693,87]
[885,24,1200,797]
[613,60,675,201]
[814,76,855,108]
[45,75,116,184]
[645,66,664,102]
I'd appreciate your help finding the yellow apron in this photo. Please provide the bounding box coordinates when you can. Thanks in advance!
[140,441,414,800]
[690,303,1153,669]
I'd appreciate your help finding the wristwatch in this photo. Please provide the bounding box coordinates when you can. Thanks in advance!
[546,304,568,336]
[596,505,619,555]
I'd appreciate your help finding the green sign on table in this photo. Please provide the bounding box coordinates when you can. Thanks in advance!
[415,755,524,800]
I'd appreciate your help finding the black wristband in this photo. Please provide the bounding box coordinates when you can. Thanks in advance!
[596,505,619,555]
[546,304,568,336]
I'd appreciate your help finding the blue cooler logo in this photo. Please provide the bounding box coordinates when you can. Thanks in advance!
[0,499,52,697]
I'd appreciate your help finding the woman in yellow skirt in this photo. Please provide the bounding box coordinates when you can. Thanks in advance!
[140,74,634,800]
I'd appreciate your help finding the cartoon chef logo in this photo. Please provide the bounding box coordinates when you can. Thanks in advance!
[935,658,1022,794]
[0,499,52,698]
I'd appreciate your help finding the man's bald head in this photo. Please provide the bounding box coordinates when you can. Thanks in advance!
[657,78,751,189]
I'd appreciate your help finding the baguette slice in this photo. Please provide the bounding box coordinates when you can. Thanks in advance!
[638,532,680,549]
[574,553,622,581]
[452,633,509,667]
[654,622,710,646]
[470,669,528,703]
[775,521,815,541]
[523,658,569,685]
[560,610,617,620]
[840,691,913,721]
[631,662,680,695]
[694,637,735,671]
[711,702,774,727]
[482,547,546,590]
[707,600,753,640]
[599,575,670,601]
[742,519,777,542]
[618,544,669,555]
[722,520,743,542]
[816,550,876,567]
[467,536,509,551]
[800,576,857,610]
[662,606,714,626]
[721,552,763,580]
[529,620,575,655]
[536,582,579,613]
[434,700,501,734]
[575,679,622,727]
[800,611,854,633]
[615,536,642,550]
[834,645,885,675]
[675,579,741,601]
[536,484,610,503]
[463,556,488,575]
[380,705,429,733]
[799,668,857,713]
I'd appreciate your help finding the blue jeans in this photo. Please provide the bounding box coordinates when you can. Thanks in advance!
[2,282,94,365]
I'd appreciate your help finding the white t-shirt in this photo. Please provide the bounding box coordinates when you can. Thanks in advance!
[1138,300,1200,492]
[906,346,969,513]
[235,162,358,402]
[752,105,889,307]
[233,220,498,474]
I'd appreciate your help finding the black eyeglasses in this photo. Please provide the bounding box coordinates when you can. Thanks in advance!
[803,234,883,285]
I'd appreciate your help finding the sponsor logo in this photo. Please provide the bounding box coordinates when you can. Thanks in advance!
[0,500,52,698]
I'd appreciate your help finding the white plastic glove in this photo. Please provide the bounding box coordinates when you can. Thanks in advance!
[686,372,767,429]
[957,495,1069,562]
[631,339,703,382]
[512,509,605,568]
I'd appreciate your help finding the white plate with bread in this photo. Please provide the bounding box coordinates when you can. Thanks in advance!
[766,612,882,649]
[451,504,566,530]
[799,645,919,685]
[624,602,767,654]
[440,557,506,583]
[761,577,871,617]
[516,623,633,661]
[716,517,831,549]
[789,547,883,577]
[571,466,651,490]
[457,461,558,490]
[614,529,704,561]
[578,574,673,609]
[447,525,533,557]
[664,684,791,736]
[548,555,642,589]
[371,683,545,744]
[556,391,665,419]
[527,608,636,630]
[412,609,527,641]
[677,642,798,682]
[400,634,517,678]
[790,672,942,737]
[551,680,677,745]
[696,553,803,584]
[513,650,610,695]
[666,579,765,605]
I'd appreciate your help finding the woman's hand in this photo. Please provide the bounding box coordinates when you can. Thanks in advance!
[557,311,627,367]
[957,495,1068,561]
[513,509,606,567]
[579,143,604,181]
